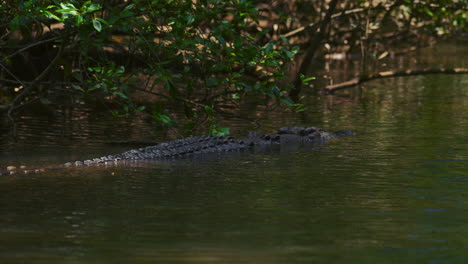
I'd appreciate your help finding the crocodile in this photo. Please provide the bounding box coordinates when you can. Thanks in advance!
[1,126,355,175]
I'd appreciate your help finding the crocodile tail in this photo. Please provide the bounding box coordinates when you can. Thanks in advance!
[0,165,47,176]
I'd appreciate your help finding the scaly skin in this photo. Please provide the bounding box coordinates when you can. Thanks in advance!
[1,126,355,175]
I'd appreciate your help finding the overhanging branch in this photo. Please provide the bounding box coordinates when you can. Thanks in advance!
[6,39,66,123]
[325,68,468,94]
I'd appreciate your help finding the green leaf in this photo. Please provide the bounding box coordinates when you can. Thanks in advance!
[123,4,134,12]
[59,3,76,9]
[115,92,129,100]
[136,106,146,112]
[280,35,290,45]
[75,14,83,25]
[209,125,230,136]
[153,113,173,125]
[295,103,306,113]
[187,13,195,24]
[42,10,61,21]
[217,35,226,45]
[9,16,20,30]
[96,17,109,25]
[55,8,78,13]
[72,72,83,82]
[300,74,315,85]
[92,19,102,32]
[424,7,434,17]
[282,47,296,59]
[72,84,85,92]
[280,96,295,106]
[264,43,274,53]
[205,77,218,87]
[87,84,100,92]
[86,4,101,13]
[204,105,214,116]
[116,66,125,74]
[40,98,52,105]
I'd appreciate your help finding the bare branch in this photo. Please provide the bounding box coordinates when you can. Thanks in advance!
[7,38,66,127]
[325,68,468,94]
[0,36,61,64]
[282,8,365,39]
[290,0,339,98]
[0,62,25,87]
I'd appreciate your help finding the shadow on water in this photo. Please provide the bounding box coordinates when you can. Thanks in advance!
[1,42,468,263]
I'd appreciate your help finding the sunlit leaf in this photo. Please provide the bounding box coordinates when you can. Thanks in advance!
[86,4,101,13]
[75,15,83,25]
[92,19,102,32]
[72,84,84,92]
[96,17,109,25]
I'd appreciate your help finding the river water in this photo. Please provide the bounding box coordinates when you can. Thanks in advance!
[1,42,467,263]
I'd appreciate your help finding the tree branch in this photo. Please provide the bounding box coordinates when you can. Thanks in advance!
[290,0,339,98]
[0,62,25,87]
[6,39,66,135]
[0,78,76,86]
[282,8,365,39]
[0,36,61,64]
[325,68,468,94]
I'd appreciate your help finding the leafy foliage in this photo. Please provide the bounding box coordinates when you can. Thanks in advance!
[262,0,466,57]
[1,0,465,134]
[1,0,298,133]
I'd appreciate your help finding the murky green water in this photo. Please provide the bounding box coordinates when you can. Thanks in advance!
[1,43,468,263]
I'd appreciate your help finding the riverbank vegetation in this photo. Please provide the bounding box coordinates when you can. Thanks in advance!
[1,0,466,134]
